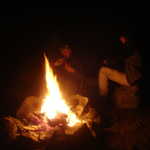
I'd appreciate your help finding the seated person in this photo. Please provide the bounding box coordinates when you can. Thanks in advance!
[98,34,142,106]
[53,44,76,73]
[52,44,83,98]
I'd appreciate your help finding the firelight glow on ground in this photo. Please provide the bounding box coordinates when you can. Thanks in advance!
[40,55,81,127]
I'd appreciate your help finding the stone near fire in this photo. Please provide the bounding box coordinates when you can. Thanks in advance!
[16,96,43,123]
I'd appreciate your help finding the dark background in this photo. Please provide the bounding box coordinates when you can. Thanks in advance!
[0,7,148,150]
[0,7,147,116]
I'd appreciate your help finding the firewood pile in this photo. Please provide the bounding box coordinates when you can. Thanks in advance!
[1,95,100,143]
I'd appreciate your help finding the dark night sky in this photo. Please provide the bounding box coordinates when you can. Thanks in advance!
[0,8,147,116]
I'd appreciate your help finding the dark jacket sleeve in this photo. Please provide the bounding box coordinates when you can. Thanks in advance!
[125,51,142,85]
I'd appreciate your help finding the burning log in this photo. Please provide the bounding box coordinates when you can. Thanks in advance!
[2,116,56,142]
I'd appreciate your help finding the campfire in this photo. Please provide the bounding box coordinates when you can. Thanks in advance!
[2,54,100,146]
[40,54,82,127]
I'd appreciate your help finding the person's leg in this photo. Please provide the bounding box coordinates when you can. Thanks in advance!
[98,67,130,96]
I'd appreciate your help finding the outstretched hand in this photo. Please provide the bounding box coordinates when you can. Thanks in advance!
[54,58,65,66]
[64,63,76,73]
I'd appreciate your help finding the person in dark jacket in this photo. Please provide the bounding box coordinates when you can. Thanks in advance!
[98,34,142,97]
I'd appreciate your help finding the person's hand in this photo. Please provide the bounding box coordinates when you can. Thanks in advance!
[65,63,75,73]
[54,58,65,66]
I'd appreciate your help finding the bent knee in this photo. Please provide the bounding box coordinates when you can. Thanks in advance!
[99,66,110,74]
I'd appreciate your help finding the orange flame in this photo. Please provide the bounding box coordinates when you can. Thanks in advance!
[41,54,81,127]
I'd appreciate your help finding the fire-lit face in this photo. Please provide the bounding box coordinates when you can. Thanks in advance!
[119,36,128,45]
[61,49,72,58]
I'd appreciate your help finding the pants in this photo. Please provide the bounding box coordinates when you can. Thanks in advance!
[98,67,130,96]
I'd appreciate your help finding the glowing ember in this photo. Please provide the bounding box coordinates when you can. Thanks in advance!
[41,54,81,127]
